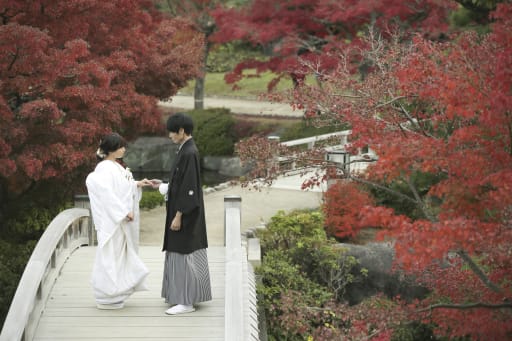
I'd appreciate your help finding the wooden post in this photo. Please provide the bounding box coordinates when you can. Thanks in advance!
[224,195,244,341]
[74,194,96,246]
[223,195,241,247]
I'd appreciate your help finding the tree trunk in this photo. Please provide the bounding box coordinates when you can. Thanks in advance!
[194,76,205,110]
[194,41,210,110]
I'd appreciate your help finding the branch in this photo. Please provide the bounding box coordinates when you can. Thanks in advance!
[330,93,364,99]
[406,175,436,221]
[374,95,411,108]
[348,174,419,205]
[417,301,512,312]
[374,115,421,136]
[8,48,19,71]
[371,88,429,140]
[456,249,506,295]
[383,90,437,139]
[397,102,436,139]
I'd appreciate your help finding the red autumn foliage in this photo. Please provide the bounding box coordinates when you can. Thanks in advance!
[0,0,203,202]
[276,291,413,340]
[236,1,512,339]
[210,0,456,90]
[323,181,376,239]
[293,3,512,339]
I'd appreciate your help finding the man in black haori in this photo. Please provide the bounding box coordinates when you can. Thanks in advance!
[151,113,212,315]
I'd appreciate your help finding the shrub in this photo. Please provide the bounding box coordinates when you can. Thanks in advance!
[279,118,348,142]
[256,210,363,340]
[391,321,439,341]
[187,108,237,156]
[140,190,165,210]
[0,239,37,330]
[3,200,70,239]
[256,250,334,340]
[323,181,376,240]
[0,202,64,330]
[258,210,345,287]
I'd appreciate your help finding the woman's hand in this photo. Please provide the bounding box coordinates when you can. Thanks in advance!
[126,212,134,221]
[137,178,152,187]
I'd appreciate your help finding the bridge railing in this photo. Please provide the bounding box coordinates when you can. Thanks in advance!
[224,195,260,341]
[274,130,351,149]
[268,130,351,174]
[269,129,376,177]
[0,208,92,341]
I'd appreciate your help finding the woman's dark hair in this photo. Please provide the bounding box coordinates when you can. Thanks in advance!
[96,133,126,160]
[166,112,194,134]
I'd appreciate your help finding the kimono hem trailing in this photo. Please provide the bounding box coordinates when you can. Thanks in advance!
[86,160,149,304]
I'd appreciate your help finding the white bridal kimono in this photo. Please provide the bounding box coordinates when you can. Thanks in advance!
[86,160,149,304]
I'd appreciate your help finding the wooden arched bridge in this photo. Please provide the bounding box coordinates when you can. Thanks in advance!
[0,196,260,341]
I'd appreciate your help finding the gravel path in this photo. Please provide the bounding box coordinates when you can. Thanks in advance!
[139,183,324,247]
[159,94,302,117]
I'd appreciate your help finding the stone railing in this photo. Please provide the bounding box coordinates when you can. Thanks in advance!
[223,196,260,341]
[0,208,92,341]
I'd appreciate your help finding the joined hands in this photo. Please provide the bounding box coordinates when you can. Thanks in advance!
[149,179,163,189]
[137,178,152,187]
[137,178,163,189]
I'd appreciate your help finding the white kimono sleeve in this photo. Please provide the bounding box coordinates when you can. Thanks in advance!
[158,183,168,201]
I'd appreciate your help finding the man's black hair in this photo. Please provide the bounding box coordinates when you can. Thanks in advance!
[166,112,194,135]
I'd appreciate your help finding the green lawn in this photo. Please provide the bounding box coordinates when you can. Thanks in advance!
[178,71,296,99]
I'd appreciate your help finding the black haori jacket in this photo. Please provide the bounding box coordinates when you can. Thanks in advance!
[163,138,208,254]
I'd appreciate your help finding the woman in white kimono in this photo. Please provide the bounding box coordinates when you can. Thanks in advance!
[86,133,151,309]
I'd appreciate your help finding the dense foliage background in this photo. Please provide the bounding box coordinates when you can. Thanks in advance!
[1,0,511,339]
[229,0,512,339]
[0,0,203,329]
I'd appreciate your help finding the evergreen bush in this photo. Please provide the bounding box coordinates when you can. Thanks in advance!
[0,239,37,330]
[0,201,65,330]
[140,190,165,210]
[255,210,362,340]
[391,321,439,341]
[187,108,238,156]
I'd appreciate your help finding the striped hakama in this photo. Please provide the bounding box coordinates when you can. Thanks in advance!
[161,248,212,305]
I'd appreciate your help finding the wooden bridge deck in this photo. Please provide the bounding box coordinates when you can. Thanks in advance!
[33,246,225,341]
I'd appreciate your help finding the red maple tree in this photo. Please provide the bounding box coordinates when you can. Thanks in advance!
[236,2,512,339]
[211,0,456,90]
[312,5,511,340]
[0,0,202,205]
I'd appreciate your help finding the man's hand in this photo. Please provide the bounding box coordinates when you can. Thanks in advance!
[170,211,182,231]
[150,179,163,189]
